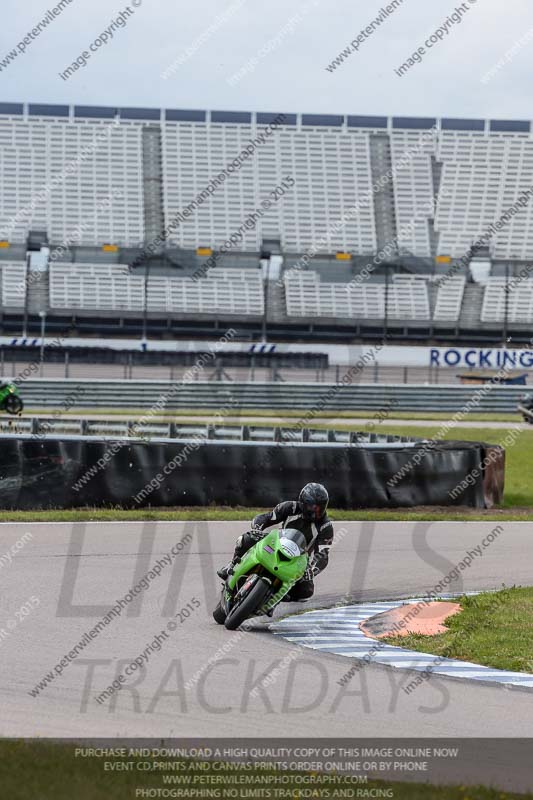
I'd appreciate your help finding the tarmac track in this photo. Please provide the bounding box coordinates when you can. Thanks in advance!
[23,411,530,430]
[1,520,532,790]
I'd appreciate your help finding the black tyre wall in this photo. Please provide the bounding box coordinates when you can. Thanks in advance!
[0,436,500,509]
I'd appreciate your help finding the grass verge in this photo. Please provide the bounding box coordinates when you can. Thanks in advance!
[2,506,533,523]
[383,587,533,674]
[0,740,528,800]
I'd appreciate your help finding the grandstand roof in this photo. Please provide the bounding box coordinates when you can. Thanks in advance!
[0,103,530,133]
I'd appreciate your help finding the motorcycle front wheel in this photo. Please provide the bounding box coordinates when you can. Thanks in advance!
[212,602,227,625]
[224,578,271,630]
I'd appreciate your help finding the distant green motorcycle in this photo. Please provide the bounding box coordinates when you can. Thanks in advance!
[0,382,23,415]
[213,528,308,630]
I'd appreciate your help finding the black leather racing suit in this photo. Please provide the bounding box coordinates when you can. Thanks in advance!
[234,500,334,600]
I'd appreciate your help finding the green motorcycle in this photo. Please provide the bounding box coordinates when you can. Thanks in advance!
[0,382,23,415]
[213,528,308,630]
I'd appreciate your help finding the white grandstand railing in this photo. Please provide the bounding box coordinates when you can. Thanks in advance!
[391,273,433,281]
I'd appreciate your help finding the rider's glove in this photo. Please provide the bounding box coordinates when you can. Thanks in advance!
[311,549,329,577]
[248,528,264,543]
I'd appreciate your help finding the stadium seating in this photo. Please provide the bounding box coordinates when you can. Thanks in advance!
[162,122,377,254]
[284,270,466,323]
[1,262,26,308]
[2,106,533,264]
[433,276,466,321]
[283,270,430,320]
[437,134,509,258]
[4,105,533,329]
[0,117,144,247]
[436,135,533,260]
[162,120,259,252]
[48,263,264,316]
[390,131,435,257]
[481,277,533,323]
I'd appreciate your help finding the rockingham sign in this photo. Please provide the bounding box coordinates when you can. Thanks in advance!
[428,347,533,370]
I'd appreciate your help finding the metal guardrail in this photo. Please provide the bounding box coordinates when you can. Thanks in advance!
[0,417,424,445]
[9,379,526,412]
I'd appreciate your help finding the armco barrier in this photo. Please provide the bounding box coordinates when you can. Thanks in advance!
[0,434,504,510]
[10,380,526,413]
[0,419,420,442]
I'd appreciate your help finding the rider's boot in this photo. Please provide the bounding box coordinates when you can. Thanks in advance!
[217,533,253,580]
[217,557,238,580]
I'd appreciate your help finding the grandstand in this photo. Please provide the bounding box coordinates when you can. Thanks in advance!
[1,103,533,344]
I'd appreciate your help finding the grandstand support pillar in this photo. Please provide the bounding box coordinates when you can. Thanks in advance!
[141,125,165,259]
[142,261,149,342]
[503,263,510,346]
[22,253,31,337]
[140,123,165,344]
[0,348,3,377]
[369,134,398,254]
[38,311,46,378]
[383,263,390,341]
[64,351,69,379]
[261,262,269,342]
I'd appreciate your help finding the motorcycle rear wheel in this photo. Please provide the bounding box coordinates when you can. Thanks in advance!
[224,578,271,630]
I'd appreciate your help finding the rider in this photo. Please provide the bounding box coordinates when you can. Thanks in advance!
[217,482,333,601]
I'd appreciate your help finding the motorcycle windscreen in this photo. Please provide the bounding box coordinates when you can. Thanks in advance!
[279,528,307,555]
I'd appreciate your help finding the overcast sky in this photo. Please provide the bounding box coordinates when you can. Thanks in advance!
[1,0,532,119]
